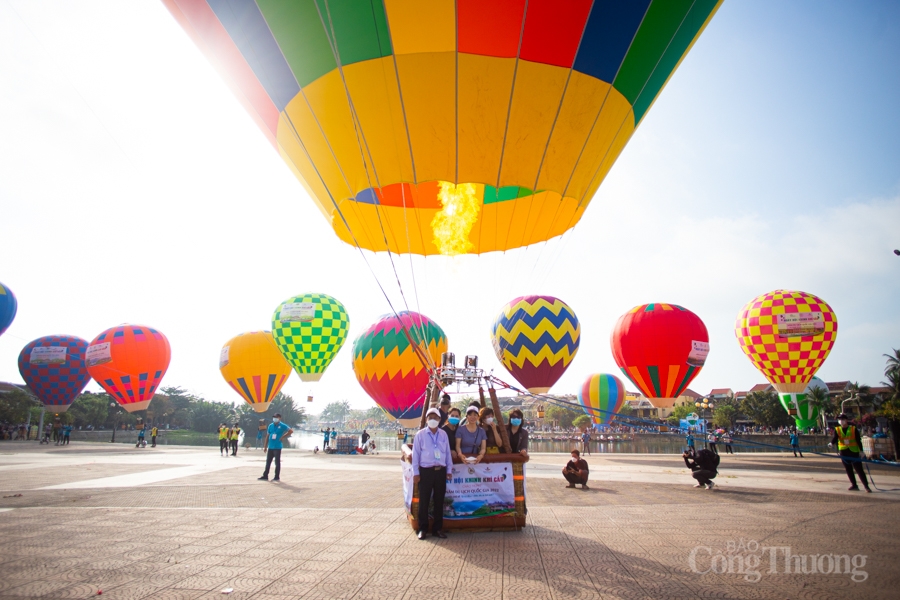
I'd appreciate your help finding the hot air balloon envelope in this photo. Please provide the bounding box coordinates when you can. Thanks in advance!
[220,331,292,413]
[272,293,349,382]
[18,335,91,413]
[353,311,447,425]
[492,295,580,394]
[578,373,625,428]
[163,0,722,255]
[611,303,709,409]
[86,325,171,413]
[0,281,17,337]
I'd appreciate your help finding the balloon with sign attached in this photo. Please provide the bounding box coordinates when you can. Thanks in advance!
[352,311,447,427]
[85,325,171,413]
[611,303,709,409]
[0,281,16,337]
[163,0,722,256]
[18,335,91,413]
[271,293,349,383]
[735,290,837,430]
[220,331,292,413]
[491,295,580,394]
[578,373,625,428]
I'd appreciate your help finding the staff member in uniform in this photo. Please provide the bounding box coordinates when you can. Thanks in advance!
[412,407,453,540]
[829,414,871,492]
[230,423,241,456]
[151,425,158,448]
[218,423,229,456]
[256,419,265,450]
[259,414,291,482]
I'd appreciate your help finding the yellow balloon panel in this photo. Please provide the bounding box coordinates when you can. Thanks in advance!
[219,331,292,410]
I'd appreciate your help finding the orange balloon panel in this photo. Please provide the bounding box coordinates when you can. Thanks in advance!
[86,324,171,413]
[220,331,291,413]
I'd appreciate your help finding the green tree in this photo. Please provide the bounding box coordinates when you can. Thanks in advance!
[545,404,580,429]
[666,404,694,425]
[366,406,390,424]
[712,404,739,429]
[877,349,900,457]
[805,386,834,431]
[189,400,232,433]
[0,387,38,424]
[837,382,872,417]
[573,414,592,430]
[68,392,112,428]
[320,400,351,424]
[740,390,792,428]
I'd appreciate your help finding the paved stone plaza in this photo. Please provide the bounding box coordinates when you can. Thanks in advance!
[0,444,898,599]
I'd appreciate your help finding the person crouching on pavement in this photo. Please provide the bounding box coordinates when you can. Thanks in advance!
[683,448,719,490]
[412,407,453,540]
[563,449,589,489]
[829,413,871,493]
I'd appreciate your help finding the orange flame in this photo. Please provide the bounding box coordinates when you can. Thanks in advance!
[431,182,479,255]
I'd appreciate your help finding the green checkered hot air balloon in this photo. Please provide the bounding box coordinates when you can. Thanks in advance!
[271,293,349,382]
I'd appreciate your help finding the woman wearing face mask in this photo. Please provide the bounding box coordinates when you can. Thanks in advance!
[506,409,529,459]
[480,407,502,454]
[456,405,487,464]
[441,407,462,460]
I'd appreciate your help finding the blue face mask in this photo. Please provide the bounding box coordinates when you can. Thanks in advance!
[510,418,522,426]
[448,417,461,426]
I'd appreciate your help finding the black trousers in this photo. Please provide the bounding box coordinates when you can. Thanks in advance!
[692,469,716,486]
[709,442,718,455]
[220,439,228,453]
[840,450,868,488]
[564,471,588,485]
[151,436,156,447]
[792,443,803,457]
[230,440,238,455]
[724,444,733,454]
[263,449,282,479]
[417,467,447,533]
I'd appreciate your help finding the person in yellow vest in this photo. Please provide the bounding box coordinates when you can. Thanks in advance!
[151,425,158,448]
[828,413,871,492]
[230,422,241,456]
[218,423,229,456]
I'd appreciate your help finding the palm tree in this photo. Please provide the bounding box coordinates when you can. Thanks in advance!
[805,386,834,431]
[884,348,900,379]
[879,351,900,457]
[838,382,871,417]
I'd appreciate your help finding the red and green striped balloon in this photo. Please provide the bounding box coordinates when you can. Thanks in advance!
[578,373,625,427]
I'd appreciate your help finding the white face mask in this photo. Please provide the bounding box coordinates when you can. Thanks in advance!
[273,418,280,423]
[840,420,848,427]
[427,419,439,429]
[485,417,494,425]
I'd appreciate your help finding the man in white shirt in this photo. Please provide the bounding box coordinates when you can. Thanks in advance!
[412,407,454,540]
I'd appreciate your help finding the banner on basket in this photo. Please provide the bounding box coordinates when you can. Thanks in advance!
[402,461,517,520]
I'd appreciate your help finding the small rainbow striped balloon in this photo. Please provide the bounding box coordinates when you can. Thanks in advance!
[352,311,447,426]
[491,295,580,393]
[578,373,626,427]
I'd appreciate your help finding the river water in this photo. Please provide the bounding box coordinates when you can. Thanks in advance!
[288,430,814,454]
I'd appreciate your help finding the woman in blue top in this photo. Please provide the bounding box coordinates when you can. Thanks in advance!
[456,405,487,464]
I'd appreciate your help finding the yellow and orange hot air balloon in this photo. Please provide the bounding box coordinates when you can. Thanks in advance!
[735,290,838,429]
[86,325,171,413]
[219,331,292,413]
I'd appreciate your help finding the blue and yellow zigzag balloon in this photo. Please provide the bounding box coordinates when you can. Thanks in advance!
[491,295,580,393]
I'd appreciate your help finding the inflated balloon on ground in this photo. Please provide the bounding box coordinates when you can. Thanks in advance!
[163,0,722,255]
[220,331,292,413]
[735,290,837,430]
[352,311,447,427]
[611,303,709,409]
[271,293,349,383]
[492,295,580,394]
[85,325,171,413]
[18,335,91,413]
[578,373,626,428]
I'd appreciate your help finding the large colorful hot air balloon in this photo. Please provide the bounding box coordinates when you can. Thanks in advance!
[163,0,722,255]
[578,373,625,428]
[0,281,16,337]
[272,293,349,383]
[220,331,292,413]
[611,303,709,408]
[492,295,580,394]
[85,325,171,413]
[352,311,447,427]
[735,290,838,430]
[18,336,91,413]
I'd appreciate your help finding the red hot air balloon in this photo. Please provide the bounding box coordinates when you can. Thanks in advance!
[610,303,709,409]
[18,335,91,413]
[86,325,171,413]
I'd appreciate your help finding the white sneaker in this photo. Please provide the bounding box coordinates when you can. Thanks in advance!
[694,483,704,488]
[707,482,716,490]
